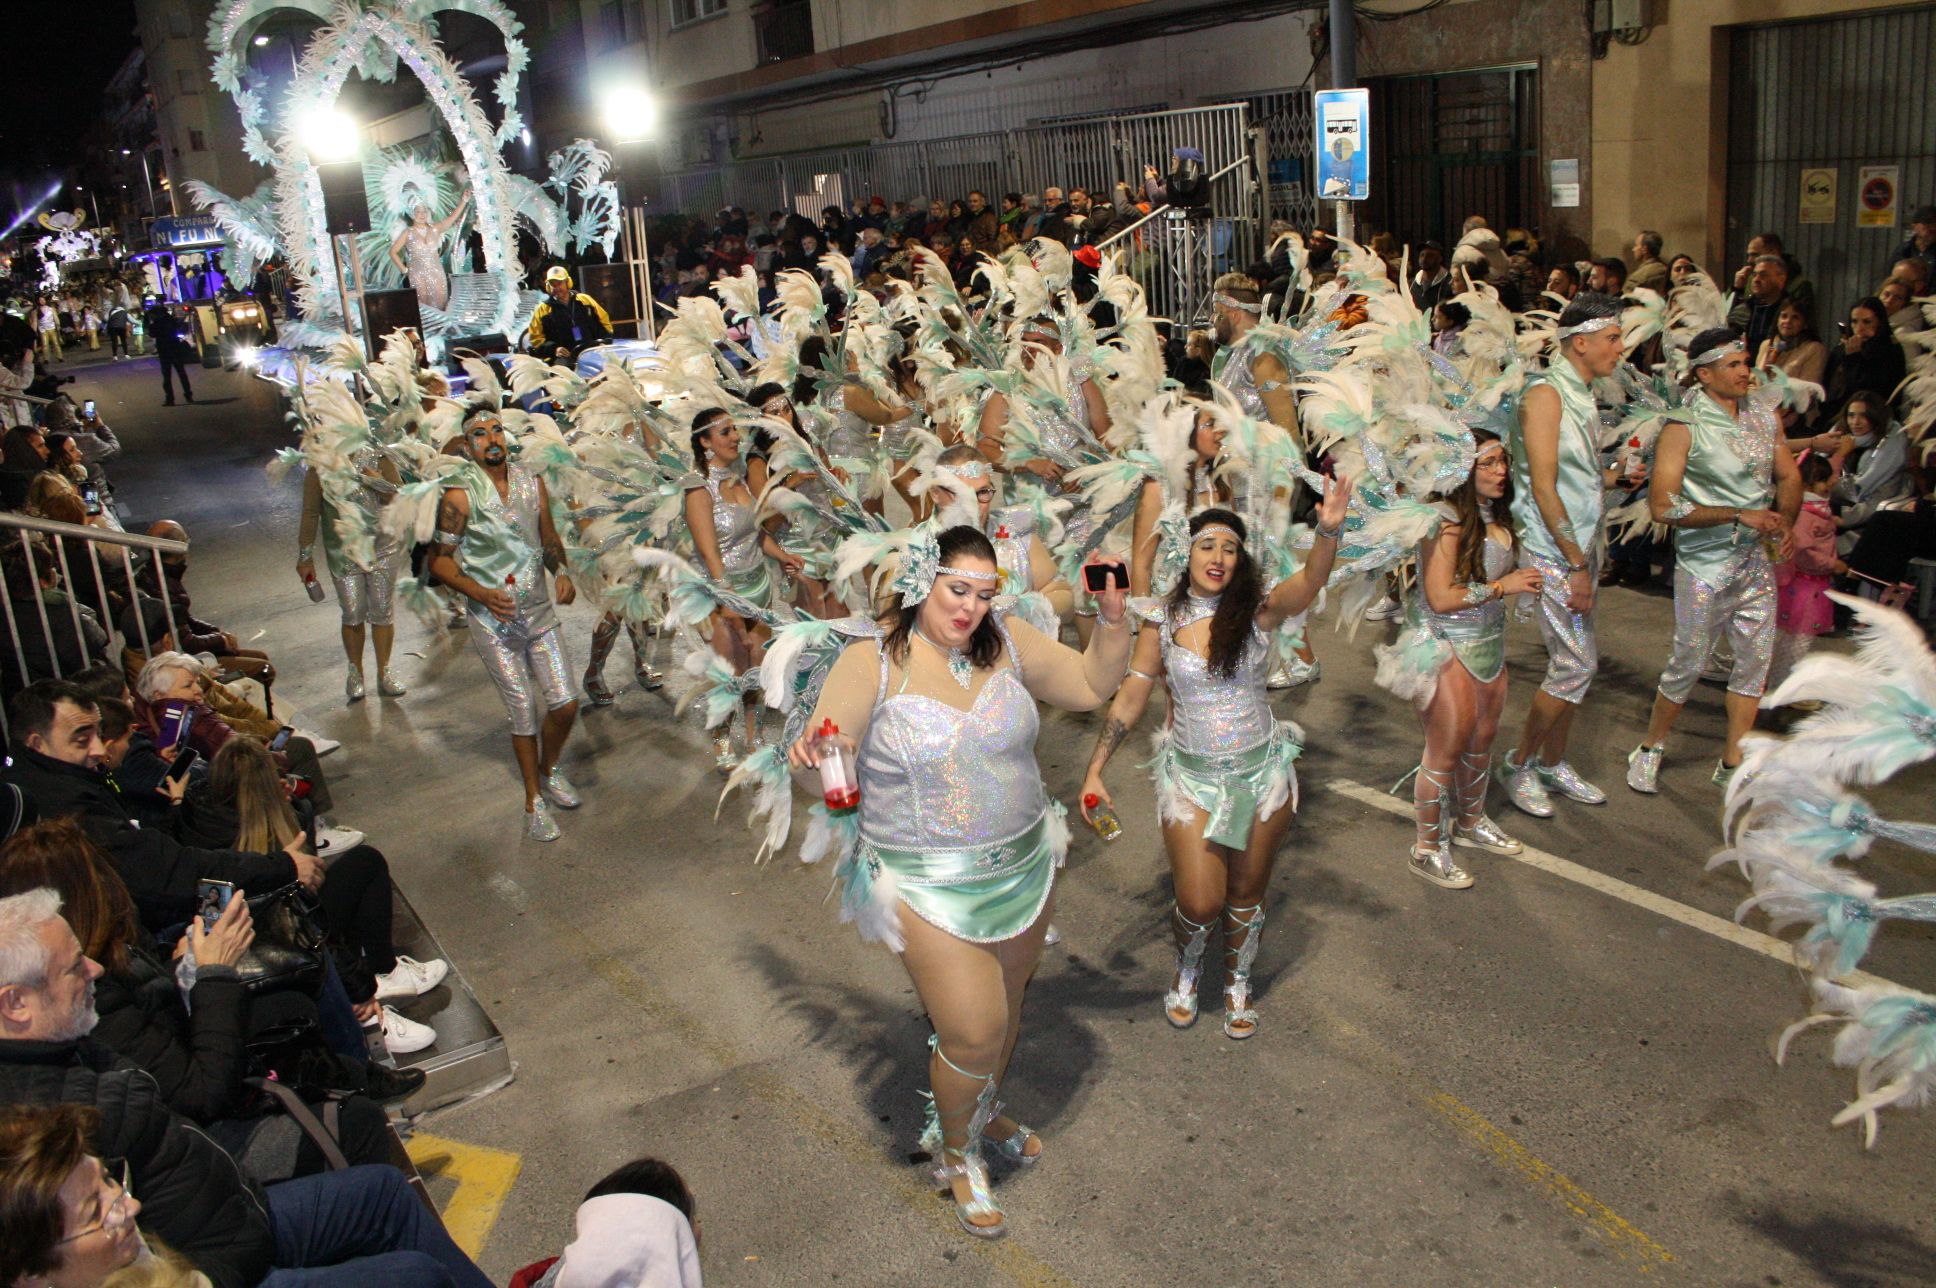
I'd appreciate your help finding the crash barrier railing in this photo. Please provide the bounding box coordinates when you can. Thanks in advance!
[657,102,1263,309]
[0,511,187,736]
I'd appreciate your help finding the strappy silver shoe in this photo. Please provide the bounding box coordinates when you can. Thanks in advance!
[1164,907,1212,1029]
[983,1122,1043,1170]
[1221,903,1265,1040]
[919,1041,1007,1239]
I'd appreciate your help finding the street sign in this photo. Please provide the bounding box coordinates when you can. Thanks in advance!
[1798,167,1836,225]
[1314,88,1370,202]
[1857,165,1899,228]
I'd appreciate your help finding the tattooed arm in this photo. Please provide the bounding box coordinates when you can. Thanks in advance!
[428,488,516,620]
[1078,625,1163,823]
[536,479,576,605]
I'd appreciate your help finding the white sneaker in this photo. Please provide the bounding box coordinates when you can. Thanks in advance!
[294,729,341,756]
[1365,596,1404,622]
[314,826,364,855]
[374,1006,437,1055]
[373,955,449,1002]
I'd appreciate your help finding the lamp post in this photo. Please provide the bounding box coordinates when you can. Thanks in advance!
[120,148,158,219]
[597,84,659,339]
[297,106,365,349]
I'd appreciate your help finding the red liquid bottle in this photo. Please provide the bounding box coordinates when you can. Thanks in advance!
[815,718,860,811]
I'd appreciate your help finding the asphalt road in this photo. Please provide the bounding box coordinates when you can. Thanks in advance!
[79,351,1936,1287]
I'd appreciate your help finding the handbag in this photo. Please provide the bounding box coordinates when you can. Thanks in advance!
[235,882,328,996]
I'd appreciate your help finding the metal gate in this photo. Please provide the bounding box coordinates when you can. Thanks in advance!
[1366,66,1538,251]
[1726,5,1936,329]
[1217,88,1319,233]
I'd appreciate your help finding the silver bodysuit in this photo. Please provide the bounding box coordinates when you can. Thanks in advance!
[702,465,762,576]
[1416,533,1514,683]
[460,465,575,736]
[403,224,451,310]
[465,465,558,635]
[1161,595,1275,755]
[821,387,875,464]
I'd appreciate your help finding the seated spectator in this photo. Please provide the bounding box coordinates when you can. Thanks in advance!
[0,1102,162,1288]
[1544,262,1580,303]
[512,1157,702,1288]
[134,522,276,699]
[94,696,181,831]
[1668,253,1699,288]
[3,681,317,932]
[1822,392,1913,551]
[0,897,495,1288]
[1431,301,1470,356]
[1821,296,1907,425]
[1757,298,1828,433]
[1587,257,1627,295]
[1880,275,1926,363]
[0,820,417,1180]
[116,600,313,754]
[1410,242,1451,313]
[1,534,108,696]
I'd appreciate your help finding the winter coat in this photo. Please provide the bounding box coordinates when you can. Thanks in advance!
[93,945,254,1123]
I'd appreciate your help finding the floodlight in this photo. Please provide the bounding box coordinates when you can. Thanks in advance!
[600,86,657,143]
[297,107,360,161]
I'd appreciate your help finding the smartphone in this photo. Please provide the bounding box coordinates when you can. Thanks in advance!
[1837,321,1851,335]
[166,746,199,783]
[194,878,234,931]
[1082,562,1128,593]
[155,700,195,753]
[82,487,100,515]
[82,399,95,418]
[268,726,293,753]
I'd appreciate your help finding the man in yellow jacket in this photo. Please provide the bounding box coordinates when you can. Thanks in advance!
[526,265,612,359]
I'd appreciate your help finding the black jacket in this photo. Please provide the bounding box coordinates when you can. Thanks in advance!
[0,1036,274,1288]
[94,945,253,1123]
[3,746,295,928]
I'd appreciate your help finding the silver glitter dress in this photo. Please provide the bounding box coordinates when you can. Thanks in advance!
[403,223,451,311]
[692,464,776,608]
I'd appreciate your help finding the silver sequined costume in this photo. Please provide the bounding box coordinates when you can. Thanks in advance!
[1509,364,1607,704]
[455,465,578,736]
[1374,524,1514,707]
[1656,391,1780,703]
[691,464,777,609]
[402,223,451,311]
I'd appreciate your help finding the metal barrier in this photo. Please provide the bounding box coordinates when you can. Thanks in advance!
[0,511,187,731]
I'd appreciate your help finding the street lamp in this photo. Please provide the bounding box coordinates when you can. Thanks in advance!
[120,148,157,219]
[599,85,657,143]
[76,185,100,227]
[296,106,361,162]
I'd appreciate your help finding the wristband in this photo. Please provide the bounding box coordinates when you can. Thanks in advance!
[297,544,314,563]
[1462,582,1493,606]
[1314,520,1343,542]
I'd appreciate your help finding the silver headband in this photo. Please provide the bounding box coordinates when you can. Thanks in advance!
[1690,338,1746,368]
[1192,524,1242,544]
[1215,293,1263,314]
[934,564,999,581]
[1554,316,1619,342]
[945,460,991,480]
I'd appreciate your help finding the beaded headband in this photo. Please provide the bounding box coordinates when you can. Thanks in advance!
[1554,315,1619,342]
[1191,523,1242,544]
[945,460,991,480]
[934,565,999,581]
[1214,293,1263,314]
[1690,338,1747,368]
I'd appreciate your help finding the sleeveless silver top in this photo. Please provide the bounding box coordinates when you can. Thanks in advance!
[1160,594,1274,756]
[856,624,1044,848]
[1418,532,1515,644]
[468,463,557,633]
[699,464,761,575]
[821,387,875,463]
[1215,335,1269,421]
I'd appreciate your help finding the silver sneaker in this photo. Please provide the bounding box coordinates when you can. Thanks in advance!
[1266,666,1293,690]
[1453,816,1523,855]
[1409,845,1474,889]
[541,769,581,809]
[1500,757,1554,818]
[1365,596,1404,622]
[1626,744,1663,794]
[1277,657,1321,688]
[377,669,406,697]
[1537,759,1606,805]
[345,668,365,702]
[525,799,560,842]
[1711,758,1737,788]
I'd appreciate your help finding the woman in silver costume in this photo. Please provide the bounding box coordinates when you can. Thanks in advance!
[1079,483,1347,1040]
[385,191,472,312]
[296,451,406,701]
[1373,432,1543,889]
[683,406,804,769]
[1127,404,1227,596]
[789,526,1131,1240]
[843,325,932,516]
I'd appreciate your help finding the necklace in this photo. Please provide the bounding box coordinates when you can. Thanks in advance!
[914,628,974,689]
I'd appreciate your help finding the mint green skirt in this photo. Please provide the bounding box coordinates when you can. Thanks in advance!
[854,809,1065,944]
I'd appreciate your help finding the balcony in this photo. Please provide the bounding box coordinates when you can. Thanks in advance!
[754,1,814,65]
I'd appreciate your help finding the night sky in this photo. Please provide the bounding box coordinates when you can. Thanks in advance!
[0,0,140,202]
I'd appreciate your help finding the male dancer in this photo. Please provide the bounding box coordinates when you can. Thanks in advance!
[1210,277,1317,687]
[429,410,583,841]
[1628,328,1799,789]
[1502,293,1625,816]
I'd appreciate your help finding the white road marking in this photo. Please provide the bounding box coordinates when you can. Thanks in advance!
[1324,778,1893,989]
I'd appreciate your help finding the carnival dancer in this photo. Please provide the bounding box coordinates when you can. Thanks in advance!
[1126,401,1227,596]
[1078,483,1344,1040]
[1629,328,1800,788]
[1501,293,1625,817]
[428,410,583,841]
[387,190,471,312]
[1373,431,1544,889]
[925,444,1070,630]
[683,406,804,769]
[297,449,408,700]
[786,526,1131,1239]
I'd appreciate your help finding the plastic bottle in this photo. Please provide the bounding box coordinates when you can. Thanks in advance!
[303,570,326,603]
[1083,792,1122,842]
[814,718,860,811]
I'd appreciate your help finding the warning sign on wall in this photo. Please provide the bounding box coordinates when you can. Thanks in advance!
[1798,168,1836,225]
[1857,165,1899,228]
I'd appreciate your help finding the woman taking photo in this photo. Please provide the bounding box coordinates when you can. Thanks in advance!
[789,525,1131,1240]
[1821,296,1906,426]
[1080,481,1346,1041]
[1372,431,1542,890]
[684,406,803,770]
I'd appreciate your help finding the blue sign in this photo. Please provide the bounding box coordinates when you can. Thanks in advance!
[150,215,224,250]
[1313,88,1370,202]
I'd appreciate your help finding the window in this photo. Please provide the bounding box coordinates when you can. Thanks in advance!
[670,0,726,29]
[189,129,207,152]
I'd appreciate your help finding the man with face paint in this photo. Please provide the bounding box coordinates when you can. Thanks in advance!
[1629,328,1800,789]
[429,410,583,841]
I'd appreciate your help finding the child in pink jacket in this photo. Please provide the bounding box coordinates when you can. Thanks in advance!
[1772,452,1839,688]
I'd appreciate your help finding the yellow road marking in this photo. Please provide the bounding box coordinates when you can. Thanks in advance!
[406,1132,523,1261]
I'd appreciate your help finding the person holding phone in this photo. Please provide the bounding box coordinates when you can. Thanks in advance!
[1080,483,1345,1040]
[786,524,1131,1240]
